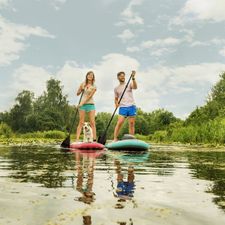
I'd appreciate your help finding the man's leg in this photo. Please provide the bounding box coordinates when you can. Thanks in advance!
[128,117,135,135]
[113,115,126,141]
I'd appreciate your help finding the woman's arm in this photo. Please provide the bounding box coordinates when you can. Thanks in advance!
[80,88,96,105]
[77,83,85,96]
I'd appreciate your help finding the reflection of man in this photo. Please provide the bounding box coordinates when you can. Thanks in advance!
[83,215,92,225]
[114,160,135,200]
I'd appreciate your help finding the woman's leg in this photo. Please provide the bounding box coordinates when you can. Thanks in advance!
[76,110,85,141]
[88,110,96,140]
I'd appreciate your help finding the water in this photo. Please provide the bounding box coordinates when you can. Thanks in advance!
[0,145,225,225]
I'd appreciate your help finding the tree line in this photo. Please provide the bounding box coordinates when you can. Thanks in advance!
[0,72,225,145]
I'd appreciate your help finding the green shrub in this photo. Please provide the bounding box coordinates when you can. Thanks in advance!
[152,130,168,142]
[43,130,66,139]
[19,130,66,139]
[0,122,13,138]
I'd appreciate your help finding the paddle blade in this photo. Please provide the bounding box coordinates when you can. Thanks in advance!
[97,133,107,145]
[60,135,70,148]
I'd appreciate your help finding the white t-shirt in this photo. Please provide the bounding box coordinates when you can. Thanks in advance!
[82,84,97,104]
[114,83,135,107]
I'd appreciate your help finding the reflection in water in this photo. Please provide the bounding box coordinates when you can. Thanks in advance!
[111,153,141,225]
[187,151,225,212]
[0,146,225,225]
[73,149,104,225]
[83,215,92,225]
[114,159,135,201]
[75,151,96,205]
[2,147,74,188]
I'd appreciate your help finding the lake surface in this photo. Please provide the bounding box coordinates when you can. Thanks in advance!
[0,144,225,225]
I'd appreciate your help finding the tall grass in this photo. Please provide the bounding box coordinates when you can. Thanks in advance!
[150,118,225,145]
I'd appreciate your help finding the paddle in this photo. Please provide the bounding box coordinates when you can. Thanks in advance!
[98,71,134,145]
[60,91,84,148]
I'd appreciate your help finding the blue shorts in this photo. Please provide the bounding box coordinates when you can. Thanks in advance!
[117,181,135,197]
[119,105,136,117]
[79,104,95,112]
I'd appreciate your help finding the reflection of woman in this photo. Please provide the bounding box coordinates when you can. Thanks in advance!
[75,152,95,204]
[76,71,97,142]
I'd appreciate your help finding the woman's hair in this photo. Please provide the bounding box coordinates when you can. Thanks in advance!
[85,71,95,85]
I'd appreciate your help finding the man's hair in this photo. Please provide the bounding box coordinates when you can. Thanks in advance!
[117,71,125,77]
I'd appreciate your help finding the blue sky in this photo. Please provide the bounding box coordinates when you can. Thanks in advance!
[0,0,225,118]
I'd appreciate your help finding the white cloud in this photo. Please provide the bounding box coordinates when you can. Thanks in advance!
[150,48,175,57]
[12,64,51,96]
[172,0,225,25]
[0,16,54,66]
[57,53,140,111]
[219,47,225,57]
[117,29,135,42]
[117,0,144,26]
[50,0,67,11]
[127,37,182,56]
[2,54,225,118]
[126,46,140,53]
[0,0,9,8]
[141,37,182,49]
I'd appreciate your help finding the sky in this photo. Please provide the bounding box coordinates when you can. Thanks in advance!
[0,0,225,119]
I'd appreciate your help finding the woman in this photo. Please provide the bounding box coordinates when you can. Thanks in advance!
[76,71,97,142]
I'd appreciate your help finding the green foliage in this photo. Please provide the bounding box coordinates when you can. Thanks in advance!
[20,130,66,139]
[186,72,225,125]
[0,122,13,138]
[96,112,118,139]
[151,130,168,142]
[1,78,71,133]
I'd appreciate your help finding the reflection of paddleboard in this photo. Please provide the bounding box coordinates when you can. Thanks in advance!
[71,149,105,158]
[120,152,150,163]
[109,152,150,163]
[70,142,105,150]
[106,139,150,151]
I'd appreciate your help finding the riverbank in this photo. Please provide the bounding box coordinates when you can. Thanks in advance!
[0,137,225,151]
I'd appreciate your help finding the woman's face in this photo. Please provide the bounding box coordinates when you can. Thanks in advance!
[87,72,94,81]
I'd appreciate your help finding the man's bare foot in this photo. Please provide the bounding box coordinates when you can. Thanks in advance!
[113,139,118,142]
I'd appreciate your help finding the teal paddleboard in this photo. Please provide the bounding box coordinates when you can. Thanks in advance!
[105,139,150,151]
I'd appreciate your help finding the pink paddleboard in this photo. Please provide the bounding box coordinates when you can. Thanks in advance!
[70,142,105,150]
[71,149,105,158]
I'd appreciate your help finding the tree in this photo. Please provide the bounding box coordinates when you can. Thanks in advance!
[33,78,70,131]
[8,90,34,132]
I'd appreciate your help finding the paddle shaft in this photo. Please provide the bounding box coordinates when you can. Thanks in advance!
[68,91,84,135]
[101,73,133,137]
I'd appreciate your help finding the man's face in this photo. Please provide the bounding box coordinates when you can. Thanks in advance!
[118,73,125,82]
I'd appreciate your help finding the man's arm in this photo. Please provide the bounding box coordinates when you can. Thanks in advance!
[131,70,137,89]
[115,97,119,108]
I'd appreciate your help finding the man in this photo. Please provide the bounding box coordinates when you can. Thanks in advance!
[113,70,137,142]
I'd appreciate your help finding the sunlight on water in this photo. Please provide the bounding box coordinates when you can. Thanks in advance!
[0,145,225,225]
